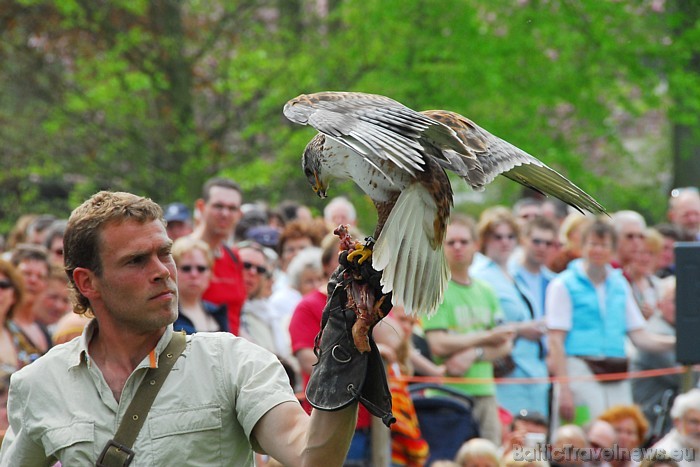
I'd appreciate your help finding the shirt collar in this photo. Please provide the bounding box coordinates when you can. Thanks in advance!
[75,320,175,370]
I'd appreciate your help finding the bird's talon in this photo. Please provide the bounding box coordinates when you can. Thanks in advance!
[347,243,373,264]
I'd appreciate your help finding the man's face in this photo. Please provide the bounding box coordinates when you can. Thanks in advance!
[617,222,644,265]
[327,205,355,227]
[36,278,71,326]
[659,235,676,269]
[17,259,49,302]
[677,408,700,448]
[587,421,617,466]
[671,195,700,236]
[524,227,556,268]
[444,223,476,270]
[87,219,177,332]
[166,220,193,241]
[200,187,242,240]
[516,204,542,227]
[239,248,269,299]
[582,233,614,269]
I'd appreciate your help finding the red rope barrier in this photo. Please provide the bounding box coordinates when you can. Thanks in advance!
[294,364,700,402]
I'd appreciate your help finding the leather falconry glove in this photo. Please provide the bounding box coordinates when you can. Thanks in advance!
[305,228,396,427]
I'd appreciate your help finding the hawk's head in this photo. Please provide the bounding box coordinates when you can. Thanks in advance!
[302,133,329,198]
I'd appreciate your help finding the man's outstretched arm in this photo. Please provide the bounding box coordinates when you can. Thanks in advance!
[252,401,358,467]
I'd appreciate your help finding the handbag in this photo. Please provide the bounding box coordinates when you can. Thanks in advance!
[96,331,187,467]
[582,356,629,375]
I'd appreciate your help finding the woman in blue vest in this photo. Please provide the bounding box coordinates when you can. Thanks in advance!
[546,219,675,426]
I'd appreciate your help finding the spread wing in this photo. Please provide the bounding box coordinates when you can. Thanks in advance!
[283,91,472,177]
[422,110,607,215]
[284,91,606,215]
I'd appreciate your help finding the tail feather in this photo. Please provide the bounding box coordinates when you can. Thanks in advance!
[373,184,450,316]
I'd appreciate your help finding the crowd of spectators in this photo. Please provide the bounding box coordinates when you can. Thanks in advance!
[1,180,700,467]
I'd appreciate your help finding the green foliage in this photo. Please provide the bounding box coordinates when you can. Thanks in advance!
[1,0,699,235]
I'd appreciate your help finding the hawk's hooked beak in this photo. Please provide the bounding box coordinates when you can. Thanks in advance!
[312,172,327,199]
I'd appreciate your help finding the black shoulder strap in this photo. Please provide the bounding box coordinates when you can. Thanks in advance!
[222,244,240,265]
[96,331,187,467]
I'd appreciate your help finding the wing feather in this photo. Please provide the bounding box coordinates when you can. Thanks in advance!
[422,110,607,215]
[284,91,468,179]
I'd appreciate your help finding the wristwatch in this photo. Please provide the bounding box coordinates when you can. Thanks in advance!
[474,346,484,361]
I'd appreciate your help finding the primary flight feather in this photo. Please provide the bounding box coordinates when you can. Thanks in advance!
[284,91,606,316]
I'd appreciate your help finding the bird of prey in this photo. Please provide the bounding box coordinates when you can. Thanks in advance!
[284,91,606,316]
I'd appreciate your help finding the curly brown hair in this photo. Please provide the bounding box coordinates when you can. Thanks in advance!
[277,219,328,256]
[598,404,649,447]
[64,191,164,316]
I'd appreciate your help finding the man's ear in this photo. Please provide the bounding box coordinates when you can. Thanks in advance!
[195,198,205,214]
[72,267,100,301]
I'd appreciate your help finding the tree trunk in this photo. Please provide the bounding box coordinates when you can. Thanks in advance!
[671,0,700,192]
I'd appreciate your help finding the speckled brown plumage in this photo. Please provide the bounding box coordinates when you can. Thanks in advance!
[284,91,606,315]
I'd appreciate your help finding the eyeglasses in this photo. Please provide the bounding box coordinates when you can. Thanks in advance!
[211,203,240,213]
[492,233,516,241]
[179,265,209,274]
[531,238,554,247]
[0,280,13,290]
[243,261,268,276]
[624,232,645,240]
[446,239,470,247]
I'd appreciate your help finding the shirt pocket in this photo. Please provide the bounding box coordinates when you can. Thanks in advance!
[41,420,95,461]
[148,405,223,464]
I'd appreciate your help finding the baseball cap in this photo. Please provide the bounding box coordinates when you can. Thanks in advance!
[164,203,191,223]
[245,226,280,249]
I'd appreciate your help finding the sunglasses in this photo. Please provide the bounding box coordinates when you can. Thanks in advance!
[243,261,268,275]
[531,238,554,247]
[179,265,209,274]
[0,280,13,290]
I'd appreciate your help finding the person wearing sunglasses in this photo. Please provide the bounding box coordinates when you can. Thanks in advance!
[171,236,228,334]
[237,242,292,360]
[471,207,551,420]
[509,216,559,354]
[0,260,25,374]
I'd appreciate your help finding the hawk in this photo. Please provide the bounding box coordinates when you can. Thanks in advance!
[283,91,606,316]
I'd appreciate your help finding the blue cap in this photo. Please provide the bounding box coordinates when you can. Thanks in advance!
[246,226,280,249]
[164,203,191,223]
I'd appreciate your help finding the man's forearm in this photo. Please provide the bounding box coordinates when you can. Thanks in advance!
[302,404,358,467]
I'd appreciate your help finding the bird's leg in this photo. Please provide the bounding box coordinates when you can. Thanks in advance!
[347,280,388,353]
[346,236,375,264]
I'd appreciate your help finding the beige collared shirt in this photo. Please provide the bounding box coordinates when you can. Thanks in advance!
[0,321,298,466]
